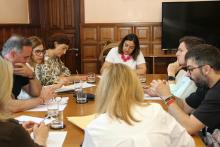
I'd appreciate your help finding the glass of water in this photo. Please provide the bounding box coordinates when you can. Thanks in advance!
[47,98,64,129]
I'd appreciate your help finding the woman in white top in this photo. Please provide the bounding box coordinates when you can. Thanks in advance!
[83,63,195,147]
[101,33,146,74]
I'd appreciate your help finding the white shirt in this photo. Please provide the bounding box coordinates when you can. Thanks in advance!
[169,70,197,99]
[83,103,195,147]
[105,47,146,70]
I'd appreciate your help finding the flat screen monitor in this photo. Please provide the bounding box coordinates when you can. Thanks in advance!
[162,1,220,50]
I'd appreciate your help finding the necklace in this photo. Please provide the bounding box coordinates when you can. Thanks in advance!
[121,53,131,62]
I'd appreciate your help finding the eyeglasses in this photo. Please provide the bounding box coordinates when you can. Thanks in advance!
[186,65,205,74]
[33,49,45,56]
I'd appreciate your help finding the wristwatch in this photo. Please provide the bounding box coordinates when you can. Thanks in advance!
[167,76,175,81]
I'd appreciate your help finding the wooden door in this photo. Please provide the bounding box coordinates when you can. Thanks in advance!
[39,0,80,73]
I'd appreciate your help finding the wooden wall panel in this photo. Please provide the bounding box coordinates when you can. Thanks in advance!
[80,23,176,74]
[0,25,41,50]
[117,26,133,41]
[82,62,98,73]
[140,44,151,56]
[135,26,151,44]
[152,25,161,43]
[82,27,97,43]
[100,27,115,42]
[82,45,98,60]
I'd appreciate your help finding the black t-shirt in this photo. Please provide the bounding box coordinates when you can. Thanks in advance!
[192,80,220,131]
[12,75,29,98]
[185,86,209,109]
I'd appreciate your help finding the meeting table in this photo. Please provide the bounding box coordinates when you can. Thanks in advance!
[15,74,205,147]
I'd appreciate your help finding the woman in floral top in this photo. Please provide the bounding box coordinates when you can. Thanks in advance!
[35,34,71,86]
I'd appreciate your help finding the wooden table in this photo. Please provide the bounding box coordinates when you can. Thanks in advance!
[15,74,205,147]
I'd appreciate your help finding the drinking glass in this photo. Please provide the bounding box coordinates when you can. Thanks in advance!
[47,98,64,129]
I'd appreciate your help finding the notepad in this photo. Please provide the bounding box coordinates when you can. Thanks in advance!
[67,114,96,130]
[31,131,67,147]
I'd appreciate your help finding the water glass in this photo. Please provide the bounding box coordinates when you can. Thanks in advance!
[47,98,64,129]
[75,88,87,104]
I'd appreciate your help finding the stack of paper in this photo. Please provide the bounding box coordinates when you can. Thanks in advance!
[30,131,67,147]
[55,82,96,93]
[67,114,96,130]
[46,131,67,147]
[27,97,69,112]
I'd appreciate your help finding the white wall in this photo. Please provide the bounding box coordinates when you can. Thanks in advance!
[85,0,211,23]
[0,0,29,24]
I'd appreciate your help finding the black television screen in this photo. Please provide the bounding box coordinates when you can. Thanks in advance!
[162,1,220,50]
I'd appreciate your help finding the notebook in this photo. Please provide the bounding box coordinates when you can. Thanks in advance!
[67,114,96,130]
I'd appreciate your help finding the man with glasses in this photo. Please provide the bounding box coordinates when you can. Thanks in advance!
[1,35,55,112]
[151,44,220,146]
[146,36,206,100]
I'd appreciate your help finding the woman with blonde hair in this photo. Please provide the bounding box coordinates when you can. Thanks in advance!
[83,63,195,147]
[0,57,48,147]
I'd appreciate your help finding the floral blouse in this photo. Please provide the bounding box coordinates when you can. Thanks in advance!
[35,53,71,86]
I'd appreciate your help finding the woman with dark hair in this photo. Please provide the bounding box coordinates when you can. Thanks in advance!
[101,33,147,74]
[35,34,71,86]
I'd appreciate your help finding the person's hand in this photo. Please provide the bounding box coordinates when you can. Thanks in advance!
[33,123,48,146]
[212,129,220,144]
[13,63,33,78]
[55,76,71,85]
[40,85,57,103]
[150,80,172,100]
[167,61,182,76]
[144,87,158,97]
[22,121,36,134]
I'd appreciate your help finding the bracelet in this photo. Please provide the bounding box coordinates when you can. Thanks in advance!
[164,95,176,106]
[166,98,175,106]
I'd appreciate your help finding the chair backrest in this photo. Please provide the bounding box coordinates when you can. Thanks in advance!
[99,41,119,64]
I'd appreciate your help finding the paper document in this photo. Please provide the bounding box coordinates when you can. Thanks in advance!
[31,131,67,147]
[46,131,67,147]
[144,94,161,100]
[27,97,69,112]
[55,82,96,93]
[15,115,52,125]
[67,114,96,130]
